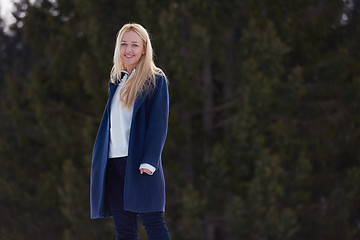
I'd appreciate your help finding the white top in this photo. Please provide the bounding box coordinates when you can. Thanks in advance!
[108,69,156,175]
[108,70,134,158]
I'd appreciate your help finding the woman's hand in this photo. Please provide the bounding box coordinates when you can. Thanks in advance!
[140,168,153,175]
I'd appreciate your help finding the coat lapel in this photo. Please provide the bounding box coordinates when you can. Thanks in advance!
[132,90,147,117]
[109,82,117,97]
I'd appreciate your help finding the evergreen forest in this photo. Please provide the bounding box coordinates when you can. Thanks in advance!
[1,0,360,239]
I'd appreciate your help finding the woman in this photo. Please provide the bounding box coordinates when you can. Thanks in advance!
[90,23,171,240]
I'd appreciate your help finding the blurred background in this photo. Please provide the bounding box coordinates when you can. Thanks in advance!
[1,0,360,239]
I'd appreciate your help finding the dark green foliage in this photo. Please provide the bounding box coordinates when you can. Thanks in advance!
[1,0,360,239]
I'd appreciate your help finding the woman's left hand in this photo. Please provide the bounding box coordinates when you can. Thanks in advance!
[140,168,153,175]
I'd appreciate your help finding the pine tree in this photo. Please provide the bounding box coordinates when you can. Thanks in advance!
[230,150,298,240]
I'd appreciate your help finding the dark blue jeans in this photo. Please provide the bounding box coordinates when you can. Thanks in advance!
[105,157,171,240]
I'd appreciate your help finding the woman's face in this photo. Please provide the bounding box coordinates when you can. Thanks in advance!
[120,30,145,72]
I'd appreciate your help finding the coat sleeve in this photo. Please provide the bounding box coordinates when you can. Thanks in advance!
[140,75,169,170]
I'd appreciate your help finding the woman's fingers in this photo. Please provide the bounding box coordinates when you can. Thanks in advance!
[139,168,152,175]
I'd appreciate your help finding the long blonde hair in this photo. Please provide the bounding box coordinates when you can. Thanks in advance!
[110,23,165,108]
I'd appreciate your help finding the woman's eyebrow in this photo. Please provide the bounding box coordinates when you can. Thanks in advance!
[121,40,140,43]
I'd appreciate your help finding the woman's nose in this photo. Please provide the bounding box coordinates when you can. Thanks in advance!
[125,46,132,53]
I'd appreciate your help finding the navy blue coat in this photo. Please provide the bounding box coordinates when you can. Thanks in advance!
[90,75,169,218]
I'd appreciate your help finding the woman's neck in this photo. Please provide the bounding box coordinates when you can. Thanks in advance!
[125,66,136,74]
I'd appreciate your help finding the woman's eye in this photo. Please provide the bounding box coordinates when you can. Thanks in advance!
[132,44,139,47]
[121,43,127,46]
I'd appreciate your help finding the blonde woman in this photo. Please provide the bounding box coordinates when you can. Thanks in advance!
[90,23,171,240]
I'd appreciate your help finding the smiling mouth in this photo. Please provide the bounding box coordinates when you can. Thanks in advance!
[125,55,134,58]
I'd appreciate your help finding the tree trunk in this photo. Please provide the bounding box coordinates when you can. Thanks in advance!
[202,41,213,162]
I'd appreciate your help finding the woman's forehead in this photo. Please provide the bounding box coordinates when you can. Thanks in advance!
[121,31,143,42]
